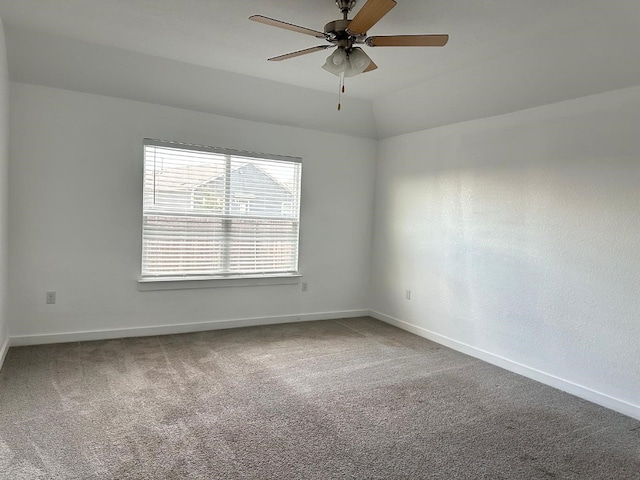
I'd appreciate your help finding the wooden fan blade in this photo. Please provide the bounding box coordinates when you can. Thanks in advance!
[366,34,449,47]
[250,15,326,39]
[363,60,378,73]
[347,0,397,35]
[268,45,331,62]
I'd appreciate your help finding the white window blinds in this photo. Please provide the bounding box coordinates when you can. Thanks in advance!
[141,139,302,280]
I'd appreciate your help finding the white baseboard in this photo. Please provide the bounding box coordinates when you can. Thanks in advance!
[370,310,640,421]
[9,309,370,347]
[0,336,9,372]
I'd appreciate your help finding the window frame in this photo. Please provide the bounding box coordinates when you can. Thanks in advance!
[139,139,303,286]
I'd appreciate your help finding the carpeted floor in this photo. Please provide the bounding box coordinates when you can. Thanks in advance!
[0,317,638,479]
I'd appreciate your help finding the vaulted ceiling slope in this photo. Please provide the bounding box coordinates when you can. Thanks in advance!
[4,26,377,139]
[2,1,640,139]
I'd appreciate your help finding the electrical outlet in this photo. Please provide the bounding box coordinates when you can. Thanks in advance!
[46,291,56,304]
[301,282,308,292]
[405,289,411,300]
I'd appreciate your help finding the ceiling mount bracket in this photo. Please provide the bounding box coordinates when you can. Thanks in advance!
[336,0,357,14]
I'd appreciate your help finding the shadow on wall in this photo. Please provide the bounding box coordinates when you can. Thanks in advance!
[383,157,639,397]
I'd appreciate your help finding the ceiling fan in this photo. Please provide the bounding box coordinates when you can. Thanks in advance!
[250,0,449,83]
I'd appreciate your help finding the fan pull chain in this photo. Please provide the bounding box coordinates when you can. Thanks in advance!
[337,72,345,111]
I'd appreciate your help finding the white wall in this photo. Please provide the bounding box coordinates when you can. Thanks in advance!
[8,83,377,341]
[371,85,640,419]
[0,18,9,365]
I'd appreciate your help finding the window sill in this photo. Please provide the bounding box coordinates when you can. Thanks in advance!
[138,274,302,291]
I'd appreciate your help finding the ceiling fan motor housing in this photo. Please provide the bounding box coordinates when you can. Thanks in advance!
[325,19,366,47]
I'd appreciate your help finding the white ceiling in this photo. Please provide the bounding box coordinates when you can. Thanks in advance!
[0,0,614,100]
[2,0,640,138]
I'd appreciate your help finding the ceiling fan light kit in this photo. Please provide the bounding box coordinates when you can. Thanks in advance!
[322,47,371,77]
[250,0,449,109]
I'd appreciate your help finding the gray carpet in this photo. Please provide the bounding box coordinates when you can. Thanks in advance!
[0,317,638,479]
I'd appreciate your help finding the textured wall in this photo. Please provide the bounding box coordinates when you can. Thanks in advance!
[372,85,640,417]
[8,83,376,339]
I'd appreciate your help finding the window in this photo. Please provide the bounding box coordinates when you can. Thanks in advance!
[141,139,302,281]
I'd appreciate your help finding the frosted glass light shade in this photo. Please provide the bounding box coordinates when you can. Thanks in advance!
[322,47,372,77]
[345,48,371,77]
[322,48,348,76]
